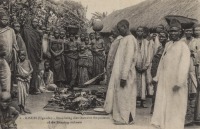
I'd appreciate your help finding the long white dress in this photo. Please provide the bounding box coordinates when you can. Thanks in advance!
[151,40,190,129]
[104,34,137,124]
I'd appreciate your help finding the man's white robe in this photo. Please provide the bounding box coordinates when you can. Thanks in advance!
[136,39,151,100]
[104,34,137,124]
[151,40,190,129]
[104,36,122,113]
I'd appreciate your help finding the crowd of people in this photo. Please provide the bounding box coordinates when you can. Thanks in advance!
[0,1,199,129]
[0,2,105,128]
[104,18,200,129]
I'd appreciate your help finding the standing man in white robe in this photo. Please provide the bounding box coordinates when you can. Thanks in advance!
[135,26,151,107]
[104,19,137,124]
[104,27,123,113]
[151,19,190,129]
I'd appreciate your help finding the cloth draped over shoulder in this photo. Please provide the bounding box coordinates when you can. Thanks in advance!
[16,62,31,107]
[151,45,165,78]
[0,26,19,64]
[16,33,28,58]
[0,59,11,92]
[23,25,42,67]
[22,25,42,92]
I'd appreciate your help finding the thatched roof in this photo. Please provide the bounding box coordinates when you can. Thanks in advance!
[101,0,200,32]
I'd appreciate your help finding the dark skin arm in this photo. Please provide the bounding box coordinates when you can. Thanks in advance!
[96,40,105,52]
[135,66,143,73]
[54,43,64,56]
[173,85,181,92]
[120,79,127,88]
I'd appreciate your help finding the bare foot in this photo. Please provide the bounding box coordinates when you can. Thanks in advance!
[24,108,32,114]
[20,110,26,115]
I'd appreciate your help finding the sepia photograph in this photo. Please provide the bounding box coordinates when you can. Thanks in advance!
[0,0,199,129]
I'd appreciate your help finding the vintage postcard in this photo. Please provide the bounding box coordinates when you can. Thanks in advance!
[0,0,199,129]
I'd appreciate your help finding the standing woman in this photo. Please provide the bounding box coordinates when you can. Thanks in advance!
[91,32,105,80]
[49,29,66,88]
[65,34,78,89]
[84,37,93,79]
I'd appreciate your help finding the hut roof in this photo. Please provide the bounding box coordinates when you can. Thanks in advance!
[101,0,200,32]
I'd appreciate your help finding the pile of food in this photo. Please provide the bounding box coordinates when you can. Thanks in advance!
[47,87,106,112]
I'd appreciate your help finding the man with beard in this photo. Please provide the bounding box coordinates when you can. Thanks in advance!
[23,18,42,94]
[151,18,190,129]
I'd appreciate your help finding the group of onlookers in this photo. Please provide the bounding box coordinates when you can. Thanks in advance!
[104,18,200,129]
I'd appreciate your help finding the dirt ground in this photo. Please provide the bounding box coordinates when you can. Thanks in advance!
[13,92,200,129]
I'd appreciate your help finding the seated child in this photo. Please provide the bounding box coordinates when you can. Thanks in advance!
[38,61,57,92]
[0,92,19,129]
[16,50,33,114]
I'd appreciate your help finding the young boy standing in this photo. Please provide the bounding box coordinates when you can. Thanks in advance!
[16,50,33,114]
